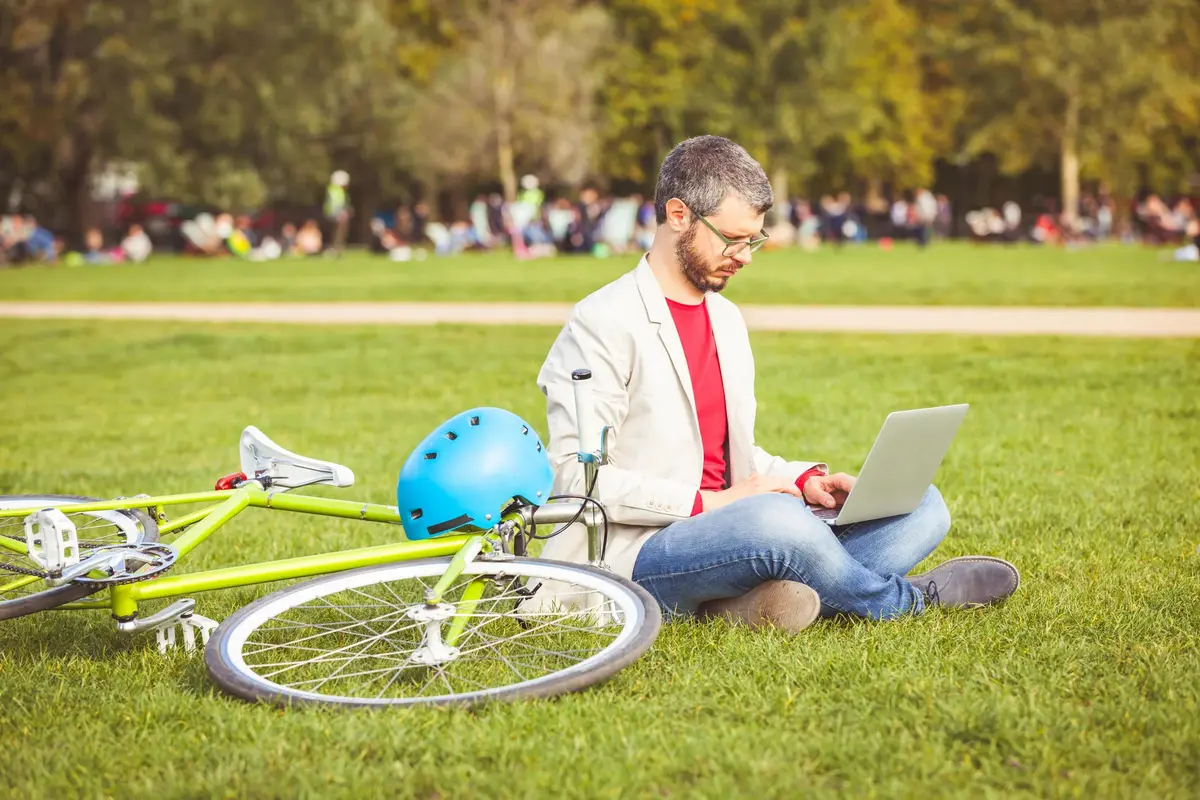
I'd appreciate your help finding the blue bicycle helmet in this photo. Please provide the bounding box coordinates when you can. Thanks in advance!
[396,407,555,540]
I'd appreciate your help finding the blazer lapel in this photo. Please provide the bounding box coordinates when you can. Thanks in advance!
[708,296,752,482]
[634,257,698,422]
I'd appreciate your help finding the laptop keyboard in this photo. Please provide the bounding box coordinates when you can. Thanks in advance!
[810,505,841,520]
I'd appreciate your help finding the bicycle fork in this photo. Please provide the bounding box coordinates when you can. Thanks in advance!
[409,533,501,665]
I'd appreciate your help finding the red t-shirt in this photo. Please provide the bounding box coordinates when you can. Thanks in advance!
[666,298,824,516]
[666,298,730,491]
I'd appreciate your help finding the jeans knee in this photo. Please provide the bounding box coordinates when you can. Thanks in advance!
[921,485,952,541]
[730,493,837,557]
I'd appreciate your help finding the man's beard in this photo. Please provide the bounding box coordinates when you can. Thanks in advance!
[675,222,734,294]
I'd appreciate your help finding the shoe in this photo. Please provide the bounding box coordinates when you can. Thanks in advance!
[907,556,1020,609]
[697,580,821,634]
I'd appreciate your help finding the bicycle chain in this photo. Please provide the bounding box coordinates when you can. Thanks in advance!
[0,560,49,579]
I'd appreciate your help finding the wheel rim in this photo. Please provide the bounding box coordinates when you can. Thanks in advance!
[0,496,149,603]
[218,559,649,706]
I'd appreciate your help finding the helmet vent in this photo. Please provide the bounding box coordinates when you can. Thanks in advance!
[410,508,423,520]
[536,442,542,452]
[444,431,457,440]
[521,425,529,435]
[423,452,438,460]
[469,416,480,426]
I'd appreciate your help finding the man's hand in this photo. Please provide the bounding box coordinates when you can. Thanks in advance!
[700,475,804,513]
[802,472,857,509]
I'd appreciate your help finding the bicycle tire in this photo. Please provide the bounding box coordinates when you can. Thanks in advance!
[0,495,159,621]
[206,556,661,708]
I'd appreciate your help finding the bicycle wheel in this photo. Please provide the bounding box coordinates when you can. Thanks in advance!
[206,556,661,708]
[0,495,159,621]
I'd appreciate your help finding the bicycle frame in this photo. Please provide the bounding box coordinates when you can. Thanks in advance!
[0,485,604,626]
[0,371,613,638]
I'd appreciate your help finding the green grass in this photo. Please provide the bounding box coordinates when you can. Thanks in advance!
[1,320,1198,799]
[2,241,1197,306]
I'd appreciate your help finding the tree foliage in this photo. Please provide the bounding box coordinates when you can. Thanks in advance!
[2,0,1198,238]
[919,0,1200,219]
[397,0,611,201]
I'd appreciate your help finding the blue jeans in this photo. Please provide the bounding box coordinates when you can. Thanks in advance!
[631,486,951,621]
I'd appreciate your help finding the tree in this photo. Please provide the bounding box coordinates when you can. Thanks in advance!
[0,0,404,240]
[933,0,1200,225]
[0,1,183,238]
[593,0,727,187]
[836,0,938,193]
[398,0,612,202]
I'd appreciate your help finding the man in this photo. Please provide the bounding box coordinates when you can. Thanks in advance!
[535,135,1018,633]
[914,187,938,248]
[324,170,353,256]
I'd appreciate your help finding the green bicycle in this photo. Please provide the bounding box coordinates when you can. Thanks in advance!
[0,371,661,708]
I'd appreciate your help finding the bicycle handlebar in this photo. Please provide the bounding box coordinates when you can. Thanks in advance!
[571,368,601,460]
[530,501,602,527]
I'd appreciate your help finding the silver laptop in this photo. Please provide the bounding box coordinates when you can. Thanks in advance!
[809,404,969,526]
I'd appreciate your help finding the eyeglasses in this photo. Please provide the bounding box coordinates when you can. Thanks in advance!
[687,206,770,257]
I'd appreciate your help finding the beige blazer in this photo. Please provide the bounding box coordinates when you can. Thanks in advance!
[534,256,825,580]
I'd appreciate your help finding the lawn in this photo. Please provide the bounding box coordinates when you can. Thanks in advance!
[2,241,1197,307]
[1,320,1198,798]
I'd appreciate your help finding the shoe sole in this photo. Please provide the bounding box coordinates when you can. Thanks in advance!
[699,580,821,634]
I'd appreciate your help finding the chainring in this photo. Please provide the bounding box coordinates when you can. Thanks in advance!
[70,543,177,587]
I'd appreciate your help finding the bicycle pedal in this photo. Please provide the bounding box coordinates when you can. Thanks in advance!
[24,508,80,574]
[155,612,219,654]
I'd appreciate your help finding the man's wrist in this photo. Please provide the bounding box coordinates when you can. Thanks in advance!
[796,467,827,499]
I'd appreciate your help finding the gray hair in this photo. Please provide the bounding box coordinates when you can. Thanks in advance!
[654,136,773,225]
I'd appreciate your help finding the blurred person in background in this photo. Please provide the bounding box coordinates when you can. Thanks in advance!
[890,196,909,240]
[565,187,605,254]
[394,205,416,243]
[635,195,657,250]
[296,219,323,256]
[181,212,224,255]
[517,174,545,211]
[412,201,431,245]
[1002,201,1022,242]
[796,202,822,251]
[1030,208,1062,245]
[279,222,299,255]
[324,170,352,257]
[914,187,938,248]
[370,217,400,255]
[510,175,548,251]
[469,195,495,248]
[83,228,112,264]
[1096,191,1114,240]
[24,216,56,262]
[121,223,153,262]
[486,193,507,245]
[1169,200,1199,261]
[2,215,30,264]
[934,194,953,239]
[821,193,858,247]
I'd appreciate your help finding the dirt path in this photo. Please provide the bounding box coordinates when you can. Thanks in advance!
[1,301,1198,337]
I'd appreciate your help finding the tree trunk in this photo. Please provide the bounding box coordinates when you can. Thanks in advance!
[1060,90,1081,231]
[864,177,887,214]
[770,164,789,211]
[493,69,517,204]
[353,178,379,246]
[60,142,94,250]
[486,0,517,204]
